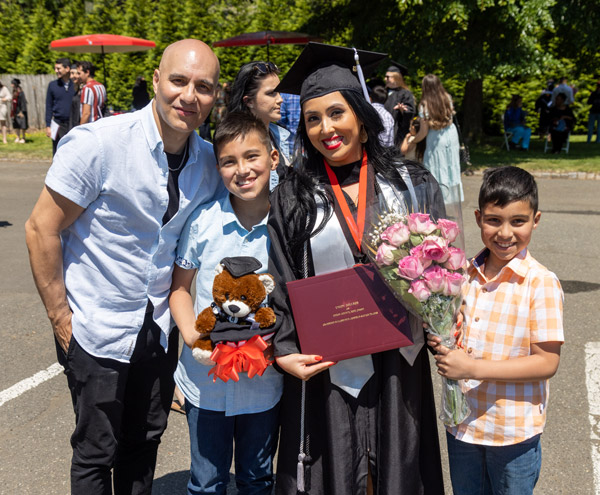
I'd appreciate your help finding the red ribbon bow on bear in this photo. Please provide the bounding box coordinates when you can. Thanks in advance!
[208,335,272,383]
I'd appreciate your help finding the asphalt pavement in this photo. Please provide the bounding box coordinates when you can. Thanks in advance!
[0,160,598,494]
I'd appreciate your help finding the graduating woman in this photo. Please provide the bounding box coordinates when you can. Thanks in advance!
[268,43,446,495]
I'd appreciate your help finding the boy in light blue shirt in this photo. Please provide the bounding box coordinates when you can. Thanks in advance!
[169,112,283,494]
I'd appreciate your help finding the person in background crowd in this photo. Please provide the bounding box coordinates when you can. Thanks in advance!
[551,77,574,106]
[77,61,106,124]
[413,74,463,205]
[46,57,75,156]
[401,116,427,162]
[132,76,151,110]
[25,39,223,494]
[586,79,600,143]
[197,113,212,141]
[228,61,291,189]
[0,80,10,144]
[211,81,230,130]
[370,85,395,147]
[69,62,81,130]
[278,92,301,152]
[11,78,27,143]
[384,61,415,146]
[504,94,532,151]
[548,92,575,153]
[534,80,554,138]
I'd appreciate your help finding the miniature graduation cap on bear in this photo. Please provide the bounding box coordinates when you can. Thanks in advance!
[275,41,387,104]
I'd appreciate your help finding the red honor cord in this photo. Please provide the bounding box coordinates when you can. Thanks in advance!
[323,150,368,251]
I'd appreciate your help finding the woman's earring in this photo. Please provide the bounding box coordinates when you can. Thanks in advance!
[359,126,368,144]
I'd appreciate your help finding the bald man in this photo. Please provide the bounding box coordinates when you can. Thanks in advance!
[25,39,225,494]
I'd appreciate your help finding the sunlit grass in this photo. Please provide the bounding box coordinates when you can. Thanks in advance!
[468,134,600,173]
[0,130,53,162]
[1,130,599,173]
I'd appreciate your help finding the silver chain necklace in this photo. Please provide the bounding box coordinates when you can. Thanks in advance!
[167,140,189,172]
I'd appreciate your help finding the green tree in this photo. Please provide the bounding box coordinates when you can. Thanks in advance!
[106,0,157,110]
[311,0,557,141]
[21,0,55,74]
[550,0,600,73]
[53,0,86,40]
[82,0,125,86]
[0,1,29,73]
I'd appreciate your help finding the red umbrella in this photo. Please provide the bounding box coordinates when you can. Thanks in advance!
[213,31,323,61]
[49,34,156,89]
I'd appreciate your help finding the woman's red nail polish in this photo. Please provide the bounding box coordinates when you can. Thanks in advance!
[454,331,459,337]
[315,355,323,361]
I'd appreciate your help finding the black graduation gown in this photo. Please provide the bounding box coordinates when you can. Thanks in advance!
[267,161,445,495]
[384,88,416,147]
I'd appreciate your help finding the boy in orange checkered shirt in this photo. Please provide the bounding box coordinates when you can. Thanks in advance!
[428,166,564,495]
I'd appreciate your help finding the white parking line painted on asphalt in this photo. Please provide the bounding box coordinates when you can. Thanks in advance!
[0,362,63,407]
[585,342,600,494]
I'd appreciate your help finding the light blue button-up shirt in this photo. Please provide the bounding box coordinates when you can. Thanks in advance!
[45,102,226,362]
[173,194,283,416]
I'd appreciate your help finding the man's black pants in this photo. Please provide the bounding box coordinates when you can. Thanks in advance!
[55,311,178,495]
[52,121,70,156]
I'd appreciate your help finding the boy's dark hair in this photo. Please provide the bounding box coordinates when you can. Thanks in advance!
[371,85,387,104]
[213,111,271,161]
[479,166,538,213]
[56,57,71,68]
[77,60,95,77]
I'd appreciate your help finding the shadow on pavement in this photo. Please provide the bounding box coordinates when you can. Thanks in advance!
[560,280,600,294]
[152,470,188,494]
[152,470,238,494]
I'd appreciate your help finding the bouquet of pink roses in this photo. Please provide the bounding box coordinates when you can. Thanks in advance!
[367,210,471,426]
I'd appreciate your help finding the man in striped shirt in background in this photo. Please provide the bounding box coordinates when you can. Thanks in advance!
[77,61,106,124]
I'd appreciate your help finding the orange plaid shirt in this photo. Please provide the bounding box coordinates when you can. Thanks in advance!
[448,248,564,446]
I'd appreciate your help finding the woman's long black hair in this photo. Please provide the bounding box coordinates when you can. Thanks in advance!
[276,89,404,266]
[227,61,280,115]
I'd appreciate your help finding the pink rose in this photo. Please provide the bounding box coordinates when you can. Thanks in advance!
[437,218,460,243]
[407,213,437,235]
[408,279,431,302]
[410,244,433,269]
[381,222,410,247]
[375,243,396,266]
[443,247,466,271]
[423,265,447,293]
[397,255,425,280]
[421,235,450,262]
[443,271,465,297]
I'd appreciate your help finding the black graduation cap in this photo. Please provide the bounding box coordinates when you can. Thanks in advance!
[386,60,408,77]
[220,257,262,277]
[276,42,387,104]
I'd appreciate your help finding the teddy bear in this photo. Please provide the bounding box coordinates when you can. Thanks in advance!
[192,257,277,376]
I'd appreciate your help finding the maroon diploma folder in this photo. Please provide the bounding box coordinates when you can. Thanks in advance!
[286,264,413,361]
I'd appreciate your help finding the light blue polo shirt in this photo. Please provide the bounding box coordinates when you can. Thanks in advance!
[45,102,226,362]
[174,194,283,416]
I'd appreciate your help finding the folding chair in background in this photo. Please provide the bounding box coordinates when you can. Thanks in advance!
[503,123,514,151]
[544,132,570,154]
